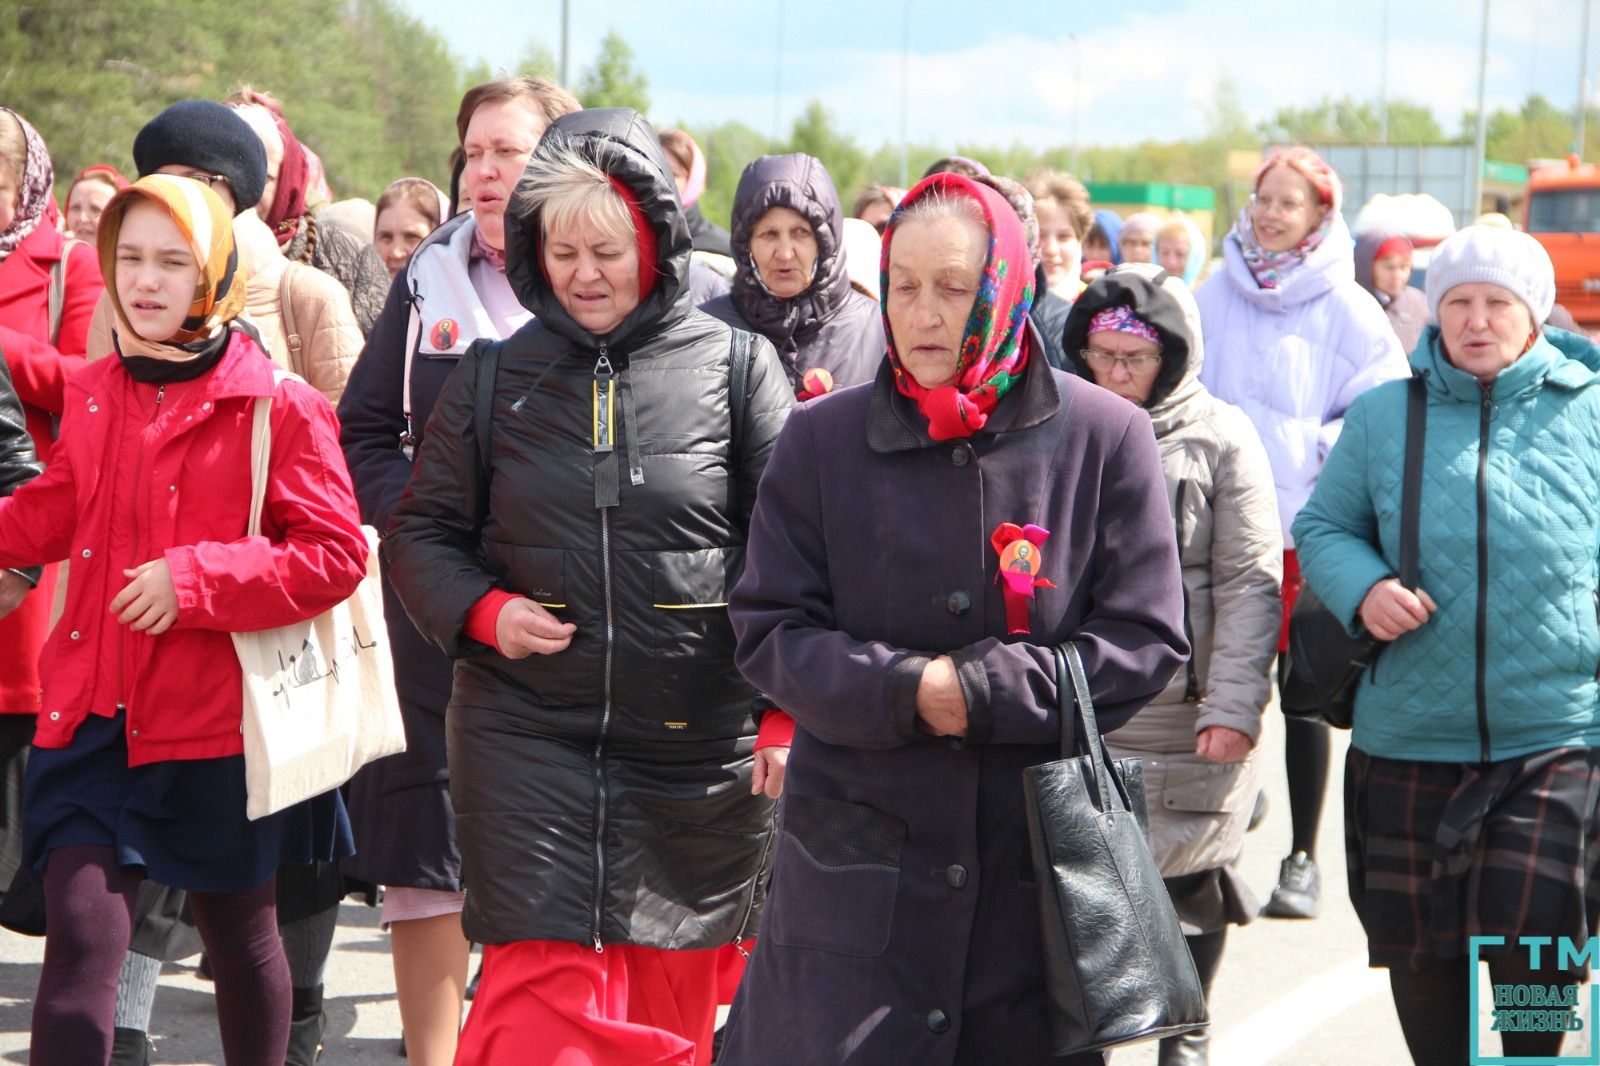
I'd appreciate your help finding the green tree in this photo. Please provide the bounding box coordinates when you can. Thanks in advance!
[577,31,649,113]
[686,120,772,231]
[1258,94,1446,147]
[0,0,470,200]
[1469,93,1583,162]
[785,100,867,208]
[515,38,559,81]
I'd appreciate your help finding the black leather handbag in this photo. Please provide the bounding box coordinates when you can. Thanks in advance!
[1022,642,1209,1055]
[1282,375,1427,729]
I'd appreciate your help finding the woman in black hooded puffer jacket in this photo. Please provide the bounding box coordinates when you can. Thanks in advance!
[701,152,883,398]
[382,108,794,1065]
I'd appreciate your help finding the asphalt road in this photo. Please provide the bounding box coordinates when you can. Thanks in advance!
[0,709,1587,1063]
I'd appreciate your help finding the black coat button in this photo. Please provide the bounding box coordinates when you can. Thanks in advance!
[927,1009,951,1034]
[945,864,968,888]
[946,591,971,615]
[950,446,970,467]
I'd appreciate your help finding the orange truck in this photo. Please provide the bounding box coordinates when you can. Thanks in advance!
[1525,154,1600,328]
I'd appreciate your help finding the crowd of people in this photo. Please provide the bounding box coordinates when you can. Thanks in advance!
[0,68,1596,1066]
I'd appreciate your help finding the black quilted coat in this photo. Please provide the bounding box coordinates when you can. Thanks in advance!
[383,108,794,949]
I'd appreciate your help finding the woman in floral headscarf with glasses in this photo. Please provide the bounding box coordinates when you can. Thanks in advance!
[718,171,1189,1065]
[1196,146,1408,922]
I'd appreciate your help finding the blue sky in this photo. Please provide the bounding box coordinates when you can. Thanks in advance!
[400,0,1599,150]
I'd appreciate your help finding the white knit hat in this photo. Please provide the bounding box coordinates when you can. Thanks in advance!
[1424,225,1555,323]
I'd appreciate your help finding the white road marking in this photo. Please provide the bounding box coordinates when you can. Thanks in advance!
[1209,955,1389,1066]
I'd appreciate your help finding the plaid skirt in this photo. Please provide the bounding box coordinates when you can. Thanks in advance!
[1344,745,1600,977]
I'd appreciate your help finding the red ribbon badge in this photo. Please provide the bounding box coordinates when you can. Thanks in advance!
[991,522,1056,635]
[798,367,834,402]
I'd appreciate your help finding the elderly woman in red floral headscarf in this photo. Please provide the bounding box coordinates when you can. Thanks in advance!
[225,88,390,334]
[717,172,1189,1065]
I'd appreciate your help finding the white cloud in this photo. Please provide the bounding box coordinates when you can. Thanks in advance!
[412,0,1599,152]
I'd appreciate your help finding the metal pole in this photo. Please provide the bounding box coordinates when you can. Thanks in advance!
[1070,34,1080,173]
[899,1,910,188]
[1378,0,1390,144]
[1473,0,1490,221]
[1579,0,1593,157]
[559,0,570,85]
[773,1,784,143]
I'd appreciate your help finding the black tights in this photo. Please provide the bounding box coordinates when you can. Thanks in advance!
[30,845,290,1066]
[1389,956,1573,1065]
[1284,693,1329,858]
[1186,929,1227,992]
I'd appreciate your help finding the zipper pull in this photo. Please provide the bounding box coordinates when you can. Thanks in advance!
[593,346,615,455]
[593,933,604,954]
[155,385,165,408]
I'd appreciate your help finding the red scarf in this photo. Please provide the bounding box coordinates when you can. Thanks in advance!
[881,173,1034,441]
[248,93,309,247]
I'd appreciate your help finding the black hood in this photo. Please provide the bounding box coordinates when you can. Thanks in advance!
[1061,265,1193,411]
[504,108,693,351]
[728,153,852,350]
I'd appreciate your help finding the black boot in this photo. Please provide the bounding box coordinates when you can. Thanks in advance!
[110,1027,153,1066]
[285,983,326,1066]
[1157,1027,1209,1066]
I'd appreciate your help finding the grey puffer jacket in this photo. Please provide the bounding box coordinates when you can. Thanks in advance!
[1067,263,1282,878]
[383,109,794,949]
[285,211,390,336]
[700,153,883,394]
[1354,228,1431,355]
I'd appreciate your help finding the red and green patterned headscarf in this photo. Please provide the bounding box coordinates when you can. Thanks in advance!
[881,172,1034,441]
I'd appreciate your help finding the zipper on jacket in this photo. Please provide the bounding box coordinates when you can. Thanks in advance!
[118,384,166,713]
[731,815,777,958]
[591,344,616,953]
[1475,384,1492,763]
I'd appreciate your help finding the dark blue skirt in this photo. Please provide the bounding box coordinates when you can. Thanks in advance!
[23,710,353,894]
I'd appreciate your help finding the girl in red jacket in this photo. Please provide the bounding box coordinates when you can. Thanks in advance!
[0,174,368,1065]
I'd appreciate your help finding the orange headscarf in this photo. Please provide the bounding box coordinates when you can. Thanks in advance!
[97,174,247,360]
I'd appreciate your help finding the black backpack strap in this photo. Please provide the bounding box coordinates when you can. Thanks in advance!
[469,338,503,489]
[727,327,756,516]
[729,327,755,449]
[1398,375,1427,589]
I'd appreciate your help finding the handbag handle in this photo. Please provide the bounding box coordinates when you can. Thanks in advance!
[1053,643,1128,815]
[247,396,272,538]
[245,370,299,538]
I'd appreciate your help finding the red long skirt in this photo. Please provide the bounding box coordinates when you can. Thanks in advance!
[454,939,720,1066]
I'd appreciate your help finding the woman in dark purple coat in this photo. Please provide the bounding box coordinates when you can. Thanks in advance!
[719,172,1190,1065]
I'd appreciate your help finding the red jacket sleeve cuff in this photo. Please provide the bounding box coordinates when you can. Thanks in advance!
[755,711,796,750]
[464,589,519,651]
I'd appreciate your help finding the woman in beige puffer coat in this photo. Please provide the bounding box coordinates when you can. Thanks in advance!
[1065,262,1283,1066]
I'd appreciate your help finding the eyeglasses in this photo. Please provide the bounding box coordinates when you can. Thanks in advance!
[1081,350,1162,375]
[168,168,231,191]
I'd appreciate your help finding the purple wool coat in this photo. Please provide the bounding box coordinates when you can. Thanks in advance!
[719,342,1190,1066]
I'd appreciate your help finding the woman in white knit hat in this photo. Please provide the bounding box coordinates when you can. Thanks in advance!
[1292,224,1600,1065]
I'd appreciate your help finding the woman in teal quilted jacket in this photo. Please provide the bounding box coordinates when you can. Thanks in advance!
[1293,225,1600,1066]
